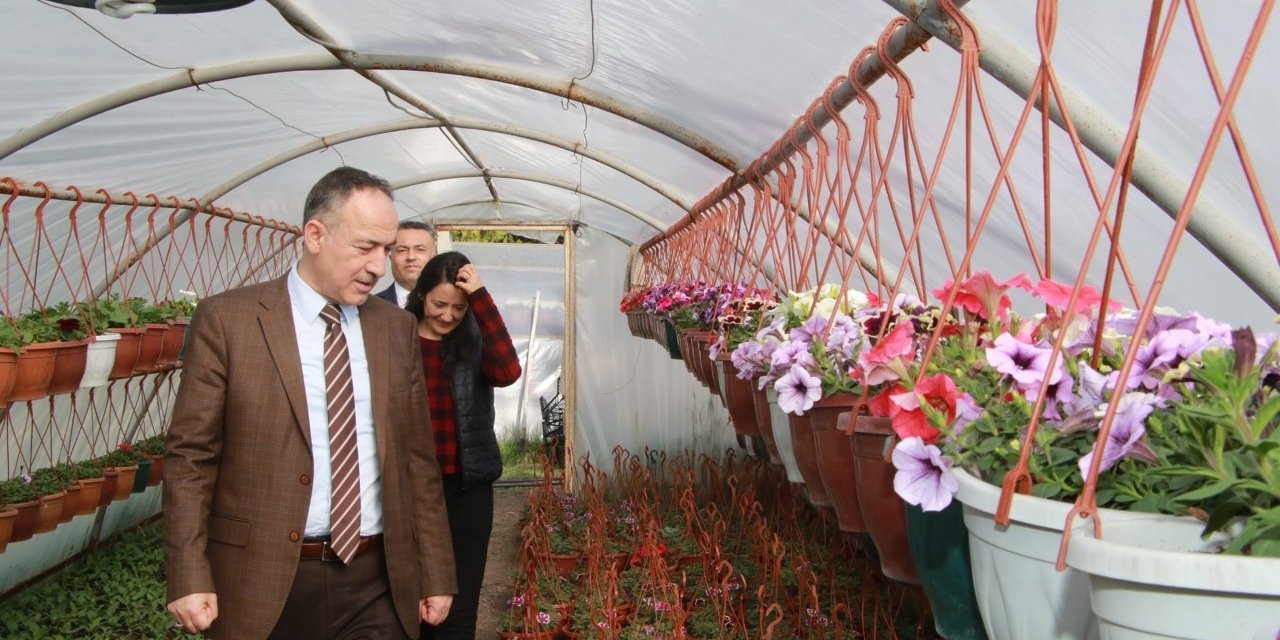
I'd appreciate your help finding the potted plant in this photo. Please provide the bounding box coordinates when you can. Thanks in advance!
[496,587,569,640]
[0,468,67,543]
[134,433,166,486]
[0,304,88,401]
[766,284,875,525]
[68,458,105,515]
[883,271,1279,639]
[0,486,16,553]
[128,297,174,373]
[1061,328,1280,639]
[79,295,142,379]
[98,443,142,502]
[155,294,195,366]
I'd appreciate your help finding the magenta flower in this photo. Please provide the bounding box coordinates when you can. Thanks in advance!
[775,365,822,416]
[535,611,551,626]
[1077,392,1160,477]
[891,436,958,511]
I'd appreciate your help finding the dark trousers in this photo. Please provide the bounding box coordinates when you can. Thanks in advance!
[269,544,410,640]
[420,475,494,640]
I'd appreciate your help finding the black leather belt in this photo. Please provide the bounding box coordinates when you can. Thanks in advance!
[299,534,383,562]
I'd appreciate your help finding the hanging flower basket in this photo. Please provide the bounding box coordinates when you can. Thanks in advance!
[1065,515,1280,640]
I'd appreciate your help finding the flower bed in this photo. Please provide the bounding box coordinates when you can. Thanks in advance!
[498,450,933,639]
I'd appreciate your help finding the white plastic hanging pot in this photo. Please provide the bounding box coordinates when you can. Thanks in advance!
[953,468,1184,640]
[765,386,805,485]
[1065,515,1280,640]
[80,333,121,389]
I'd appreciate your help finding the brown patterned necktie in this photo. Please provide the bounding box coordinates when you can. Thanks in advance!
[319,303,361,564]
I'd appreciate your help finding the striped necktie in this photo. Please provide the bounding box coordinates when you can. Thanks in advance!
[319,303,361,564]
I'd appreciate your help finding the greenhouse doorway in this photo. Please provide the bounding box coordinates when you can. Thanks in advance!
[434,223,574,483]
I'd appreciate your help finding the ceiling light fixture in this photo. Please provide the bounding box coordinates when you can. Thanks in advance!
[44,0,255,19]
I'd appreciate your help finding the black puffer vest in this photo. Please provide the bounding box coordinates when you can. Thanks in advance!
[448,355,503,489]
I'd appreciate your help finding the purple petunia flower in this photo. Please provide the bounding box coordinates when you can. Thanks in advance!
[792,314,830,344]
[951,392,984,437]
[775,365,822,416]
[891,436,958,512]
[986,333,1064,390]
[1077,392,1160,477]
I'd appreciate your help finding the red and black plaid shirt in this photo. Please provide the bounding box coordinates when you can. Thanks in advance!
[419,287,521,474]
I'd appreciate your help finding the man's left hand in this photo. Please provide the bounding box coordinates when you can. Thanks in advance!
[420,594,453,626]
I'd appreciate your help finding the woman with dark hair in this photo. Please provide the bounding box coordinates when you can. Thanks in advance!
[406,251,521,640]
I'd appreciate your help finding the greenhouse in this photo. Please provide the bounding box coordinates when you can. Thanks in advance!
[0,0,1277,639]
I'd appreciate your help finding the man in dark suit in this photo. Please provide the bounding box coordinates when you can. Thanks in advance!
[164,167,456,639]
[377,220,436,308]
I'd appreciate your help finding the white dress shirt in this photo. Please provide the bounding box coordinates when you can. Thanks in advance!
[287,267,383,537]
[393,282,411,308]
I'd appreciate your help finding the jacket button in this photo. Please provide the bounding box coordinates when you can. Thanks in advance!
[289,531,300,542]
[300,474,310,485]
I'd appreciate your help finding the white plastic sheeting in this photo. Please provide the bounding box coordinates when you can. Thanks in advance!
[0,0,1277,475]
[573,227,735,467]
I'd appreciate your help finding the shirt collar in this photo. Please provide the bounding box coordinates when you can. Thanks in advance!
[288,265,357,325]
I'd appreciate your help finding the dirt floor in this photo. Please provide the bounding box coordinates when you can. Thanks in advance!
[475,485,530,639]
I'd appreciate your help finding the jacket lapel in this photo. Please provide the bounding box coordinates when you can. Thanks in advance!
[361,304,390,469]
[258,278,312,448]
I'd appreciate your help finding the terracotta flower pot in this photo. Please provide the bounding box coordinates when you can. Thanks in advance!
[107,327,144,379]
[146,454,165,486]
[849,414,918,583]
[34,491,64,534]
[0,507,16,554]
[158,318,189,365]
[111,465,139,501]
[0,347,17,408]
[74,477,104,515]
[58,482,82,523]
[717,357,761,437]
[9,498,42,542]
[98,468,119,506]
[786,413,831,507]
[809,394,866,533]
[47,339,89,395]
[9,341,61,402]
[133,323,168,372]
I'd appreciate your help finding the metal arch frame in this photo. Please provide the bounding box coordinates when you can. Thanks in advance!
[395,173,773,281]
[881,0,1279,310]
[417,199,634,246]
[0,52,736,170]
[393,168,665,230]
[200,116,695,211]
[263,0,502,202]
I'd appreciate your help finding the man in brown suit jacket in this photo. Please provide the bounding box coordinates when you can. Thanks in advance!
[164,167,457,638]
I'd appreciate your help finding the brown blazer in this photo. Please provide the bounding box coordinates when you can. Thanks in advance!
[163,276,456,639]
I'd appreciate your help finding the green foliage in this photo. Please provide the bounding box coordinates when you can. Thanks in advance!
[0,475,38,505]
[0,524,203,640]
[101,444,144,468]
[134,434,166,457]
[1152,338,1280,556]
[76,458,107,480]
[31,467,71,495]
[77,295,139,331]
[0,302,90,351]
[499,429,549,480]
[450,229,540,244]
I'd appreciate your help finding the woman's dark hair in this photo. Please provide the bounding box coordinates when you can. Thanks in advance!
[406,251,481,370]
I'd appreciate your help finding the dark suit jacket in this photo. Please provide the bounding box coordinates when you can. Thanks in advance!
[375,283,398,306]
[163,275,456,639]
